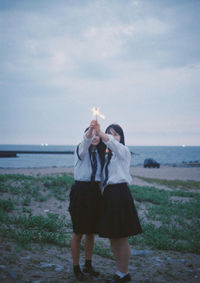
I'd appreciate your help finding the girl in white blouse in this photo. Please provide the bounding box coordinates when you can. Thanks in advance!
[95,122,142,283]
[69,120,105,281]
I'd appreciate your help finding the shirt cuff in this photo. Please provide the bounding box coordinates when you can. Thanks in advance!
[104,134,114,145]
[83,131,93,141]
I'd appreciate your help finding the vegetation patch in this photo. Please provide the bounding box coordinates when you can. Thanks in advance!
[134,176,200,190]
[129,184,200,253]
[0,174,200,255]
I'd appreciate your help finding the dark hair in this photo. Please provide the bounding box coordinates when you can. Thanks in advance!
[84,127,105,170]
[89,140,105,171]
[105,124,125,145]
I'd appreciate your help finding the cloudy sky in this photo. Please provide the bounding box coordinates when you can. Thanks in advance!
[0,0,200,146]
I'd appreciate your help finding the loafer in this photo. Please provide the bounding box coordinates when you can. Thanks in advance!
[83,265,100,277]
[105,273,131,282]
[74,270,88,281]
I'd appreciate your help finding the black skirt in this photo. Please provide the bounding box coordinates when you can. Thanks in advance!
[68,181,102,234]
[98,183,142,238]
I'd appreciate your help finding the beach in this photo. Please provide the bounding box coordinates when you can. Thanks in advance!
[1,165,200,191]
[1,165,200,183]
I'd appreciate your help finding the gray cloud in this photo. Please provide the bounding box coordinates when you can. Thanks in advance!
[0,0,200,145]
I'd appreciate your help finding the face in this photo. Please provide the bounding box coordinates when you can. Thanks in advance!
[91,130,100,146]
[109,128,121,143]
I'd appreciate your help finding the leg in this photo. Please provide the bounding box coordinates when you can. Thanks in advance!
[71,233,83,265]
[85,234,94,260]
[71,233,88,281]
[110,237,131,273]
[83,234,99,277]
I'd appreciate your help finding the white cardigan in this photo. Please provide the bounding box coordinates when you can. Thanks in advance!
[103,134,132,187]
[74,132,101,182]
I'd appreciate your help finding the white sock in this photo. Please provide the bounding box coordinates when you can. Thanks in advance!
[116,270,129,278]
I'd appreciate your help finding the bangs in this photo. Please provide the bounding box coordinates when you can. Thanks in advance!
[105,124,125,145]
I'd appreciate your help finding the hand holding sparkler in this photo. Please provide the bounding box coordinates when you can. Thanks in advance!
[94,120,101,135]
[86,120,97,138]
[89,106,106,138]
[90,120,97,129]
[94,120,109,142]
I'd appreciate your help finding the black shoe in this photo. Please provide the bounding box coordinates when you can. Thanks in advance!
[74,270,88,281]
[105,273,131,283]
[83,265,100,277]
[73,265,88,281]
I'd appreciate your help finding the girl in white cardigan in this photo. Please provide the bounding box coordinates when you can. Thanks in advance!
[95,121,142,283]
[69,120,105,281]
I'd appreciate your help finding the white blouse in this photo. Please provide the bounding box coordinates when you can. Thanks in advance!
[74,132,101,182]
[103,134,132,187]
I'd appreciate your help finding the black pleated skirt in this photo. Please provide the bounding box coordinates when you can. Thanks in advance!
[68,181,101,234]
[98,183,142,238]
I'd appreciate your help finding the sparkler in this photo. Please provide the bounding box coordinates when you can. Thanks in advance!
[91,106,105,120]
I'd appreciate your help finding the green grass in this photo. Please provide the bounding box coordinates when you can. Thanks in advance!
[9,213,70,248]
[0,210,71,248]
[0,173,200,255]
[0,198,15,212]
[0,174,73,249]
[134,176,200,190]
[0,173,74,201]
[129,184,200,253]
[130,185,169,204]
[21,196,31,206]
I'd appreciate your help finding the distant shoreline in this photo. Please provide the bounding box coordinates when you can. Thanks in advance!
[0,161,200,170]
[1,145,199,169]
[1,166,200,182]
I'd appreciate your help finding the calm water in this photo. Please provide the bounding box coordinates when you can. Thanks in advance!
[0,144,200,168]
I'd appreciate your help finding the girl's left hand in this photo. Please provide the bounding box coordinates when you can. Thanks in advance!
[94,121,101,135]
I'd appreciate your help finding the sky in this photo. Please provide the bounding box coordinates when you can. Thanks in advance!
[0,0,200,146]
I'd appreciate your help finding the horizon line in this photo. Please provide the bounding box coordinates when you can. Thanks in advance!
[0,143,200,147]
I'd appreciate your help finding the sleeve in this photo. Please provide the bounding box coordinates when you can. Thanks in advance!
[104,134,131,160]
[76,131,93,160]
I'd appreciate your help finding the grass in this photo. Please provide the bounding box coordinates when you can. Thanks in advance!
[0,174,73,249]
[0,173,200,255]
[0,210,71,249]
[130,185,169,204]
[0,198,15,212]
[129,184,200,253]
[134,176,200,190]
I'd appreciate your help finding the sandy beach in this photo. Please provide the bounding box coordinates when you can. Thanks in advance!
[1,166,200,185]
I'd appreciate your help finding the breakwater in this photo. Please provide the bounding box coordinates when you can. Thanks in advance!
[0,150,74,158]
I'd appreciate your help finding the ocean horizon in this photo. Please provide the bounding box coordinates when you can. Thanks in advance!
[0,144,200,169]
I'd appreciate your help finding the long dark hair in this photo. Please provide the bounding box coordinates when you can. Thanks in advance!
[85,127,106,171]
[105,124,125,145]
[103,124,125,182]
[89,140,106,171]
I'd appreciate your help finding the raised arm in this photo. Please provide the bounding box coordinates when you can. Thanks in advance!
[95,122,130,159]
[95,122,109,143]
[77,120,96,160]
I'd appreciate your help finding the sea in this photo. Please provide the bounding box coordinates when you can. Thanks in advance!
[0,144,200,169]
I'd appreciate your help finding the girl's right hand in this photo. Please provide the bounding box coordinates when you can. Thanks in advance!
[90,120,97,130]
[95,122,109,142]
[86,120,97,138]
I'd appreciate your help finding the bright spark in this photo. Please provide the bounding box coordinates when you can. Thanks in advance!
[91,106,105,120]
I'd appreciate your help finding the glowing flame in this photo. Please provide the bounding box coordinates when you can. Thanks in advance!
[91,106,105,120]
